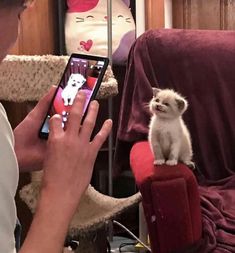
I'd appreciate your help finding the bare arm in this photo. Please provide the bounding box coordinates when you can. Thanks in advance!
[19,91,112,252]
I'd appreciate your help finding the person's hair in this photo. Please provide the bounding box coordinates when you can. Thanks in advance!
[0,0,26,8]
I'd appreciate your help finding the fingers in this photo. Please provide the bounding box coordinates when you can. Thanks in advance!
[31,86,57,119]
[66,91,86,134]
[79,100,99,140]
[91,119,112,152]
[49,114,63,137]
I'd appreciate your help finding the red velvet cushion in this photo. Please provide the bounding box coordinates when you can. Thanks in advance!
[130,141,202,253]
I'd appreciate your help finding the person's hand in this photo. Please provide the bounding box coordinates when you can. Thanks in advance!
[14,86,57,172]
[19,91,112,253]
[41,91,112,219]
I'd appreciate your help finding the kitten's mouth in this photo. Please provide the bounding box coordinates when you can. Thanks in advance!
[156,106,165,113]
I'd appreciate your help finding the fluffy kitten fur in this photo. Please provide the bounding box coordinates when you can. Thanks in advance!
[148,88,193,167]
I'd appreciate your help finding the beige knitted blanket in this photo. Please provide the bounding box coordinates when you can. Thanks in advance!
[0,55,118,102]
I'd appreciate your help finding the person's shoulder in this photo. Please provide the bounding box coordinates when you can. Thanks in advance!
[0,103,9,127]
[0,103,7,116]
[0,102,14,145]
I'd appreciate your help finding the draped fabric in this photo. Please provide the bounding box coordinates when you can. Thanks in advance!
[116,29,235,252]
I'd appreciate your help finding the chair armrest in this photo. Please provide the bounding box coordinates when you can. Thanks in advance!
[130,141,202,253]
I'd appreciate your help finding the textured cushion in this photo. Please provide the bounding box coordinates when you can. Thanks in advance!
[20,171,141,236]
[0,55,118,102]
[130,141,202,253]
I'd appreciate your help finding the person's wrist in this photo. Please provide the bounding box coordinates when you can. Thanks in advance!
[21,184,75,252]
[39,180,82,221]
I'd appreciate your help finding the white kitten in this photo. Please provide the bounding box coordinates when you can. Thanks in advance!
[61,73,86,106]
[148,88,194,167]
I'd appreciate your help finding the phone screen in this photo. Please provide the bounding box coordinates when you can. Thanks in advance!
[39,53,109,139]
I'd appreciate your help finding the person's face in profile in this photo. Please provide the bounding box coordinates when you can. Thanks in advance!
[0,3,26,62]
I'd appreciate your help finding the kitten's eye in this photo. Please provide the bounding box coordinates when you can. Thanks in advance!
[163,102,169,106]
[125,18,131,23]
[76,17,85,22]
[118,15,124,18]
[155,98,160,102]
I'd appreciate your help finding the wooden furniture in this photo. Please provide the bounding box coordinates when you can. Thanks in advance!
[145,0,165,29]
[145,0,235,30]
[172,0,235,29]
[10,0,58,55]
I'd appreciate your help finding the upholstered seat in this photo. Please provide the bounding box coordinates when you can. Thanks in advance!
[116,29,235,253]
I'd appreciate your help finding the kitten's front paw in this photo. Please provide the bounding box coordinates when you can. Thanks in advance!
[166,159,178,166]
[185,161,195,170]
[154,159,165,165]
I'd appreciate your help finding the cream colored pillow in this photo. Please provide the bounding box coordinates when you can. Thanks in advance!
[65,0,136,65]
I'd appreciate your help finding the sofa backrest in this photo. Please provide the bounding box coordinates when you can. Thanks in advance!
[117,29,235,181]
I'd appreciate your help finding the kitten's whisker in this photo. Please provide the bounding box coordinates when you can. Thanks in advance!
[143,102,150,109]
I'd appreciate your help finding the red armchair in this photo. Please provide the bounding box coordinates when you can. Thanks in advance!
[130,141,202,253]
[115,29,235,253]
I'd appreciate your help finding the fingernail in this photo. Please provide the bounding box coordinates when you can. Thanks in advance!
[105,119,113,126]
[91,100,99,106]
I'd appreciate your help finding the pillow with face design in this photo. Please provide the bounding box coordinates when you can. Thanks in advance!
[65,0,136,65]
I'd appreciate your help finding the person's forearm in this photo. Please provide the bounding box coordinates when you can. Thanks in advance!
[19,187,76,253]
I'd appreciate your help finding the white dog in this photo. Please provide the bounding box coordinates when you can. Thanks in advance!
[62,73,86,106]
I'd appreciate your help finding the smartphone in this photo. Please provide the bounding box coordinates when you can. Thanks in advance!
[39,53,109,139]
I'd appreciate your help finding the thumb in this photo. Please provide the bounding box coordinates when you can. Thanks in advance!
[30,86,57,120]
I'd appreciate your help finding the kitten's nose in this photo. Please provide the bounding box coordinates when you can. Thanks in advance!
[156,105,163,111]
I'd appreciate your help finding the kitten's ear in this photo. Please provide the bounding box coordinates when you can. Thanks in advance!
[152,88,161,97]
[176,98,188,111]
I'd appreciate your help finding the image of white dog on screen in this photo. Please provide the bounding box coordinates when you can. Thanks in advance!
[62,73,86,106]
